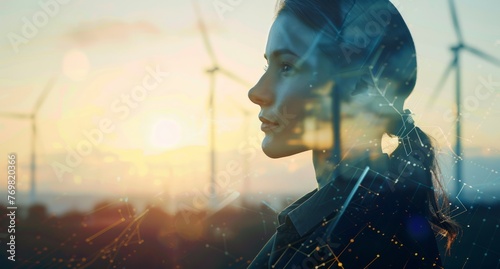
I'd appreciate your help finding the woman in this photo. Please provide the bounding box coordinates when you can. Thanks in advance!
[247,0,459,268]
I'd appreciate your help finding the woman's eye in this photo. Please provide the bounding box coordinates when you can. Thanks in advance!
[281,63,294,74]
[263,62,295,74]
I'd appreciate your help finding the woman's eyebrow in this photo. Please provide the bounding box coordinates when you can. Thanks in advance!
[264,48,299,60]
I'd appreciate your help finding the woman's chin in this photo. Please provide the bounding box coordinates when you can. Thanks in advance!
[262,138,309,158]
[262,148,288,159]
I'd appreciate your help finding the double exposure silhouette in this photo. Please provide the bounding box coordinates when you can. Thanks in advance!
[247,0,459,268]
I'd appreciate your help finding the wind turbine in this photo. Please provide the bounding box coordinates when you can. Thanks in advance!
[427,0,500,193]
[0,77,57,204]
[239,107,252,201]
[191,0,251,210]
[227,96,254,204]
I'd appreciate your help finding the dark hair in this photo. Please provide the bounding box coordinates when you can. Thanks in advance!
[276,0,459,252]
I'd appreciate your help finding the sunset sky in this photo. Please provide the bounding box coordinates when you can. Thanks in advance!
[0,0,499,212]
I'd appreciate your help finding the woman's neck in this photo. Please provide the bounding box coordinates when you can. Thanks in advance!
[312,135,386,189]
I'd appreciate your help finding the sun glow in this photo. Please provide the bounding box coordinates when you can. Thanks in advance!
[149,118,183,151]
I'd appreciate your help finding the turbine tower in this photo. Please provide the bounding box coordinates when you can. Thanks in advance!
[0,77,57,203]
[191,0,251,210]
[227,96,253,204]
[427,0,500,193]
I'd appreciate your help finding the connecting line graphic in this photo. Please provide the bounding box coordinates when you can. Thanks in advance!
[425,125,463,161]
[84,200,123,216]
[80,209,149,269]
[461,218,495,269]
[233,204,275,236]
[327,137,382,183]
[335,223,370,258]
[205,239,239,260]
[268,235,332,269]
[20,199,140,269]
[269,238,312,266]
[482,225,499,266]
[368,67,400,115]
[449,183,468,219]
[367,67,418,156]
[85,218,125,243]
[461,257,469,269]
[273,167,370,268]
[358,185,380,196]
[278,244,345,269]
[269,163,431,269]
[274,223,377,269]
[363,254,381,269]
[22,232,78,269]
[394,161,409,185]
[318,247,344,269]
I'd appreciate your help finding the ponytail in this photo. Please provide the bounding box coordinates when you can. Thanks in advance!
[389,112,460,253]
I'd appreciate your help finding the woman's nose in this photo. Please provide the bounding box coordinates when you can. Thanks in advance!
[248,76,273,106]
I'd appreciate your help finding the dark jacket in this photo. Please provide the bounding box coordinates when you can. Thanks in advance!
[248,154,443,269]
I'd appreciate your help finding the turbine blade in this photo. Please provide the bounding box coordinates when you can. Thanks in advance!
[33,76,58,114]
[0,112,31,119]
[449,0,464,43]
[218,67,251,87]
[191,0,218,65]
[464,45,500,67]
[426,58,456,108]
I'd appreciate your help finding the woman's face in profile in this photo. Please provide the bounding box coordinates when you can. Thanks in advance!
[248,12,337,158]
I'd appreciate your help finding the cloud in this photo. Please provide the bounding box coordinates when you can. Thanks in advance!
[65,20,162,46]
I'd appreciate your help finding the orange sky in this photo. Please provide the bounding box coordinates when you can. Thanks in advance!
[0,0,499,210]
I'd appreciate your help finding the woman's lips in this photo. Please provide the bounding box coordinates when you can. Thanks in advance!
[261,122,280,132]
[259,116,279,132]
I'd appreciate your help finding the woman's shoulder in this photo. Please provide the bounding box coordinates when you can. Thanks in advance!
[270,170,440,268]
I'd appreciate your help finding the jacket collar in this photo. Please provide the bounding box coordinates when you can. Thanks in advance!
[280,153,391,237]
